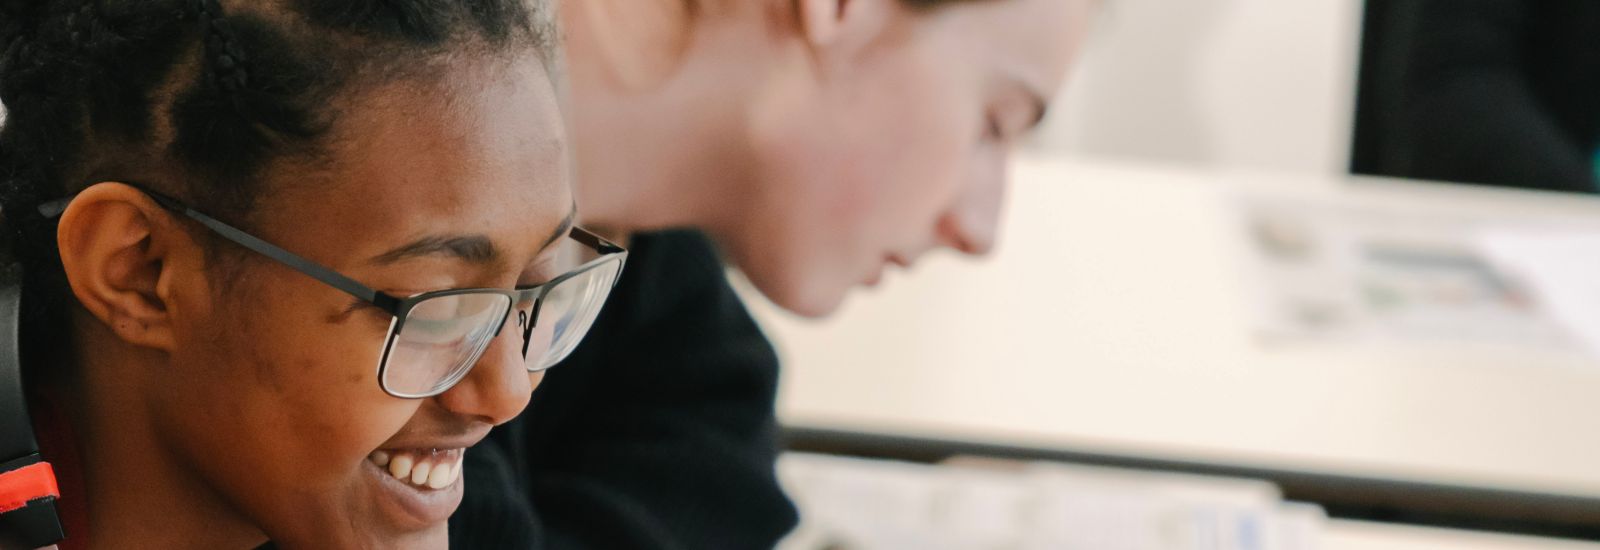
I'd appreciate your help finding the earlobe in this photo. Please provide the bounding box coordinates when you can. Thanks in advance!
[797,0,847,46]
[569,0,695,90]
[55,182,188,351]
[795,0,896,54]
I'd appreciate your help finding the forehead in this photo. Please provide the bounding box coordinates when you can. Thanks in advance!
[259,53,570,267]
[929,0,1098,94]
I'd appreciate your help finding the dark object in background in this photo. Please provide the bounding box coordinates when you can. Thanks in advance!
[0,266,65,550]
[1352,0,1600,193]
[449,230,798,550]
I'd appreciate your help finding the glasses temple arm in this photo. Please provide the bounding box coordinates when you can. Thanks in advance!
[569,226,625,255]
[36,187,399,312]
[180,209,401,312]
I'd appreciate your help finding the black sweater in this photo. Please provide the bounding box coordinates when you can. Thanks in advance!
[447,230,800,549]
[1353,0,1600,192]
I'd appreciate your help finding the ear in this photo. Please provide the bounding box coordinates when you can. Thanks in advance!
[569,0,695,90]
[795,0,896,52]
[55,182,198,352]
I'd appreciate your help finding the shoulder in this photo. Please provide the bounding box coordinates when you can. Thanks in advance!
[628,229,726,275]
[606,230,735,321]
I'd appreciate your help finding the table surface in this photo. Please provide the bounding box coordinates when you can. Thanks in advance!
[748,155,1600,503]
[1327,520,1600,550]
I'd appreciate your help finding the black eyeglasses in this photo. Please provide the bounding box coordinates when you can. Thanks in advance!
[39,183,627,399]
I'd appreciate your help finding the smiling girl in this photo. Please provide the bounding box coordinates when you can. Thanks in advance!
[0,0,623,548]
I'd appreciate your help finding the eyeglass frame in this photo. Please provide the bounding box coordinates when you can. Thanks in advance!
[37,182,628,399]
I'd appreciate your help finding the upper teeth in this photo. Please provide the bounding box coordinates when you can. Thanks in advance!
[370,448,464,490]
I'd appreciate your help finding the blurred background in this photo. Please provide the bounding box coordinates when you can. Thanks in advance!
[1038,0,1360,175]
[758,1,1600,549]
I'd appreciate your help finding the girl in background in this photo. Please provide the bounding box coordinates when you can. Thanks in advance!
[454,0,1097,547]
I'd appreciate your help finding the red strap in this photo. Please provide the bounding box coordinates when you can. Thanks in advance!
[0,462,60,514]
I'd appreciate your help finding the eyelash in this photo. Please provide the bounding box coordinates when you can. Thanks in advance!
[342,300,392,327]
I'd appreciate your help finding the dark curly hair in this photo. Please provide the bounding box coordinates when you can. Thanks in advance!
[0,0,558,376]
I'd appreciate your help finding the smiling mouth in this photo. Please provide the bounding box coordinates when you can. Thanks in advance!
[369,448,464,490]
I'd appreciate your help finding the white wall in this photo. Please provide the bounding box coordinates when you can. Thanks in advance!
[1034,0,1367,176]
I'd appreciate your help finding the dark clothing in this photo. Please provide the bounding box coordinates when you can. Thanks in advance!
[1352,0,1600,192]
[448,230,799,549]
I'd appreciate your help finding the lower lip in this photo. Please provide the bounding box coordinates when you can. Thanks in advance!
[362,456,464,529]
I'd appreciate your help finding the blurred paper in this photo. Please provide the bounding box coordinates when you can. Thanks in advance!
[778,452,1325,550]
[1235,197,1581,356]
[1478,230,1600,360]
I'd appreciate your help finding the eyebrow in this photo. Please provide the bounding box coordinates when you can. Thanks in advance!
[538,204,578,252]
[367,203,578,266]
[370,234,501,265]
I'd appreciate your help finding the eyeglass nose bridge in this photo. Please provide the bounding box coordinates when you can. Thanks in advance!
[487,289,538,339]
[518,297,549,359]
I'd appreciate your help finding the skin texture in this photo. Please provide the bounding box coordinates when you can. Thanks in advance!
[53,54,570,549]
[567,0,1097,316]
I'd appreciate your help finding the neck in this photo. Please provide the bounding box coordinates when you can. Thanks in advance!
[66,317,265,550]
[565,0,773,236]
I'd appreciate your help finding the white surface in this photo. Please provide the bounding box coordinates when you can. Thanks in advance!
[1324,520,1600,550]
[750,156,1600,499]
[1035,0,1364,175]
[1480,230,1600,360]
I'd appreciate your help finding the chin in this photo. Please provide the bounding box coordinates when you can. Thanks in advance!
[749,271,851,319]
[271,522,448,550]
[727,239,853,318]
[781,294,845,319]
[366,524,449,550]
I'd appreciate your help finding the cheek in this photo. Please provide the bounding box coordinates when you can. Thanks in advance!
[833,57,977,244]
[741,48,979,312]
[758,48,973,210]
[156,273,417,536]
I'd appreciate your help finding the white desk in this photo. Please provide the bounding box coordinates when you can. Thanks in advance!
[1326,520,1600,550]
[746,156,1600,537]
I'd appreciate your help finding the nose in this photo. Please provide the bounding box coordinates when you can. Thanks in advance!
[431,315,537,425]
[936,157,1009,256]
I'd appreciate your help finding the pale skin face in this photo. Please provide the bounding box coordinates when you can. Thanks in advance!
[54,54,569,549]
[742,0,1095,315]
[566,0,1096,317]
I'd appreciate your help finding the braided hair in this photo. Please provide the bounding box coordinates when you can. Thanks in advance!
[0,0,558,376]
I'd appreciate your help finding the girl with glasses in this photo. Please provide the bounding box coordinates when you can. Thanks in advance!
[0,0,617,548]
